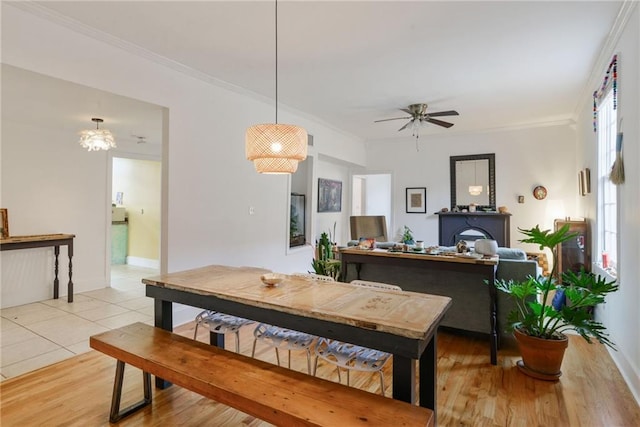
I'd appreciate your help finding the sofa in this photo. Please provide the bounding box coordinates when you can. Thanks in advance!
[342,242,540,340]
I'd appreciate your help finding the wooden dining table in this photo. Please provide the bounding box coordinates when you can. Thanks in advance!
[142,265,452,413]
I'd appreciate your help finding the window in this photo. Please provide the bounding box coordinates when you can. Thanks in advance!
[596,89,617,273]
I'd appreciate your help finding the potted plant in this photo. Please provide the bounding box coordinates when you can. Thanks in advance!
[494,224,618,380]
[401,226,415,245]
[312,231,340,280]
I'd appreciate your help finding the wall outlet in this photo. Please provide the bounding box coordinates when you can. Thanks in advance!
[249,206,255,215]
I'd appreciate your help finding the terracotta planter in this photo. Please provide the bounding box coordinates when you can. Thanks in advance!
[514,328,569,381]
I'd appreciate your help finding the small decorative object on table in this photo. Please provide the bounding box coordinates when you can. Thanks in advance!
[261,273,284,287]
[474,239,498,256]
[401,226,415,245]
[456,240,468,253]
[357,238,376,250]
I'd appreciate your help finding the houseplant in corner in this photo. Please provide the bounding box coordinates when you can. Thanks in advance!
[494,224,618,380]
[311,231,340,280]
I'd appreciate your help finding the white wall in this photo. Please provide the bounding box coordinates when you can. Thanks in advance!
[1,120,110,307]
[576,4,639,403]
[366,124,578,251]
[1,5,365,313]
[362,174,392,239]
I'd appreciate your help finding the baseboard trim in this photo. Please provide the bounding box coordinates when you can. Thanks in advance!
[607,346,640,406]
[126,256,160,269]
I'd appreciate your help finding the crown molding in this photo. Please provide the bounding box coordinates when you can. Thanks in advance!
[6,2,364,144]
[7,2,255,96]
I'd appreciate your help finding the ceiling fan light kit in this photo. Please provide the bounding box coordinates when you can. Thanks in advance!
[78,117,116,151]
[245,0,307,174]
[374,103,459,140]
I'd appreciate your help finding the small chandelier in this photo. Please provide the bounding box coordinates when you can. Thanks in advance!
[245,0,307,174]
[468,185,483,196]
[79,118,116,151]
[468,160,483,196]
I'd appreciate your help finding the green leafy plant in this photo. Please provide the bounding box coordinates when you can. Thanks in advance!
[401,226,414,244]
[312,231,340,280]
[494,224,619,349]
[290,205,299,238]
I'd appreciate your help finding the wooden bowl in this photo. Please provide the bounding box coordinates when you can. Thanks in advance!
[260,273,283,287]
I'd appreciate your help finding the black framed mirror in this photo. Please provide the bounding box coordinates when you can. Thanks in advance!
[450,153,496,211]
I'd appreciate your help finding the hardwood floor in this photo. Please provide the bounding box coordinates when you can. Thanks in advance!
[1,323,638,426]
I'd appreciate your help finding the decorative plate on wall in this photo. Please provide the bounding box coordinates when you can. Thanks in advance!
[533,185,547,200]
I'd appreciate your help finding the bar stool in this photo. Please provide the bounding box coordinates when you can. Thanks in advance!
[251,273,334,373]
[313,280,402,396]
[193,311,254,353]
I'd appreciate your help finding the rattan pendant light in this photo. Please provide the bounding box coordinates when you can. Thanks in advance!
[245,0,307,174]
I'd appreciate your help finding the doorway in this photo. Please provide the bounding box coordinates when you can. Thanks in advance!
[111,156,162,271]
[351,173,392,238]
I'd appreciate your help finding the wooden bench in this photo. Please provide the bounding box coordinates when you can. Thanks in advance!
[90,322,434,426]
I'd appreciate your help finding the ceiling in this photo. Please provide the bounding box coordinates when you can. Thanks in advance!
[8,1,625,143]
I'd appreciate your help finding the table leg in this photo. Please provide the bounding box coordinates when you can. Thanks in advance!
[154,298,173,389]
[67,242,74,303]
[54,245,60,299]
[209,331,225,348]
[355,262,362,280]
[419,334,437,418]
[392,354,417,405]
[488,272,498,365]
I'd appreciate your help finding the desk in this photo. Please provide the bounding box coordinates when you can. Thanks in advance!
[341,248,499,364]
[0,234,75,302]
[143,265,451,414]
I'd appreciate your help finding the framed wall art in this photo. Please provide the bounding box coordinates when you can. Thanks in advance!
[584,168,591,194]
[1,208,9,239]
[406,187,426,213]
[318,178,342,212]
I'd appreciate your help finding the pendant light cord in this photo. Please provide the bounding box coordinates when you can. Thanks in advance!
[275,0,278,124]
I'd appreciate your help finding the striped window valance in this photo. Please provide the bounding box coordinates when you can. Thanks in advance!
[593,54,618,132]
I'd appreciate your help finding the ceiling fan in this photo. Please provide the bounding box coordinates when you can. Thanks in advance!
[374,103,459,136]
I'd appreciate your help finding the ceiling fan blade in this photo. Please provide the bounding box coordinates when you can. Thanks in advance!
[425,118,454,128]
[427,110,459,117]
[374,116,411,123]
[398,119,414,131]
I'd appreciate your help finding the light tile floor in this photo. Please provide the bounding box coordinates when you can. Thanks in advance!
[0,264,158,381]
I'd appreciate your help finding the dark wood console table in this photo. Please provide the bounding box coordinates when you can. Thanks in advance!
[341,248,500,364]
[0,234,75,302]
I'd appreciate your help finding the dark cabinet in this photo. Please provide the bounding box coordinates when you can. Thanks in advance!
[554,219,590,279]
